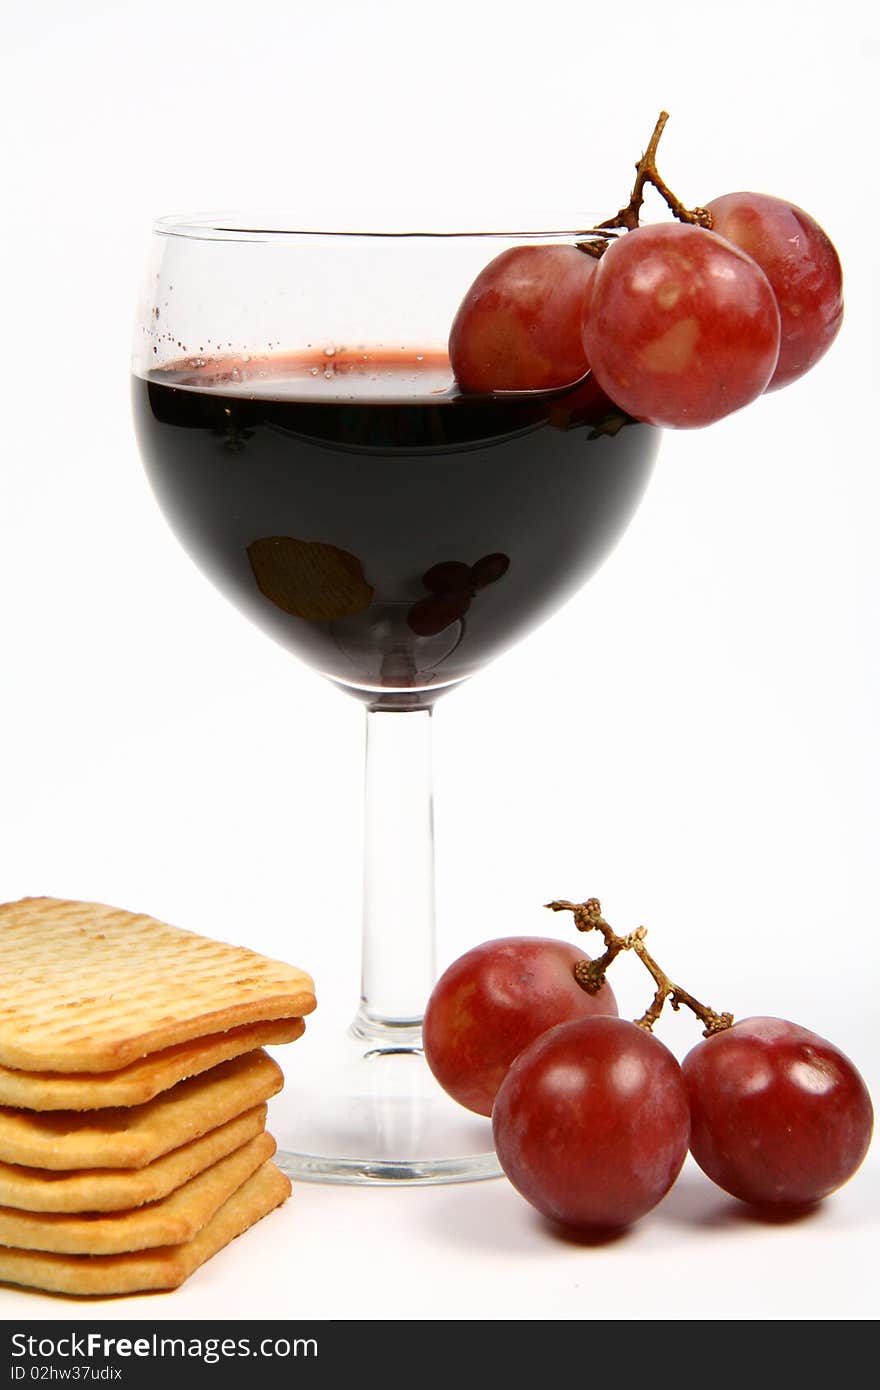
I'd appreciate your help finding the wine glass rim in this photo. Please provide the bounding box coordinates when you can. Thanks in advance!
[152,210,605,242]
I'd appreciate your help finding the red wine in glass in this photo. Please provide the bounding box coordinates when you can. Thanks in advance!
[133,348,655,707]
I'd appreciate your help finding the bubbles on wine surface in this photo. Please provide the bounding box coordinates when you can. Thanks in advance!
[144,347,458,403]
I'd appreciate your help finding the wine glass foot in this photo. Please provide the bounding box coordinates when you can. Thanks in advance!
[265,1025,502,1185]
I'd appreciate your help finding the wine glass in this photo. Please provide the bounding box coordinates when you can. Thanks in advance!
[131,215,661,1183]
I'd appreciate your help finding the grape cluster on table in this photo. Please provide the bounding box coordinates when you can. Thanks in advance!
[423,935,873,1233]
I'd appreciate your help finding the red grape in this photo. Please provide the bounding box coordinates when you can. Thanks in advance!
[546,370,620,430]
[706,192,844,391]
[423,937,617,1117]
[582,222,781,427]
[449,244,596,393]
[493,1016,690,1231]
[683,1017,874,1207]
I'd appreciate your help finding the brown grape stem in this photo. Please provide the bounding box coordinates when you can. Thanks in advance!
[545,898,733,1038]
[577,111,713,257]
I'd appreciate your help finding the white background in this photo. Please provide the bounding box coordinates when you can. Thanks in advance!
[1,0,877,1321]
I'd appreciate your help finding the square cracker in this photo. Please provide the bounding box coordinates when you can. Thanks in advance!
[0,1103,268,1213]
[0,1050,283,1170]
[0,897,316,1073]
[0,1159,291,1296]
[0,1017,305,1111]
[0,1130,276,1254]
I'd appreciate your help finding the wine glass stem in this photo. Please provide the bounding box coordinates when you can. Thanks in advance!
[352,706,436,1045]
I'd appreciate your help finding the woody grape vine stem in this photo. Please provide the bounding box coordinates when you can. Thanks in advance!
[546,897,734,1037]
[578,110,714,257]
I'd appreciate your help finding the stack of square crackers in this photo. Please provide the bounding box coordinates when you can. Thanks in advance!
[0,897,316,1297]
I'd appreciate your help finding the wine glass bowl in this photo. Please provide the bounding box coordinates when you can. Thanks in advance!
[131,214,661,1181]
